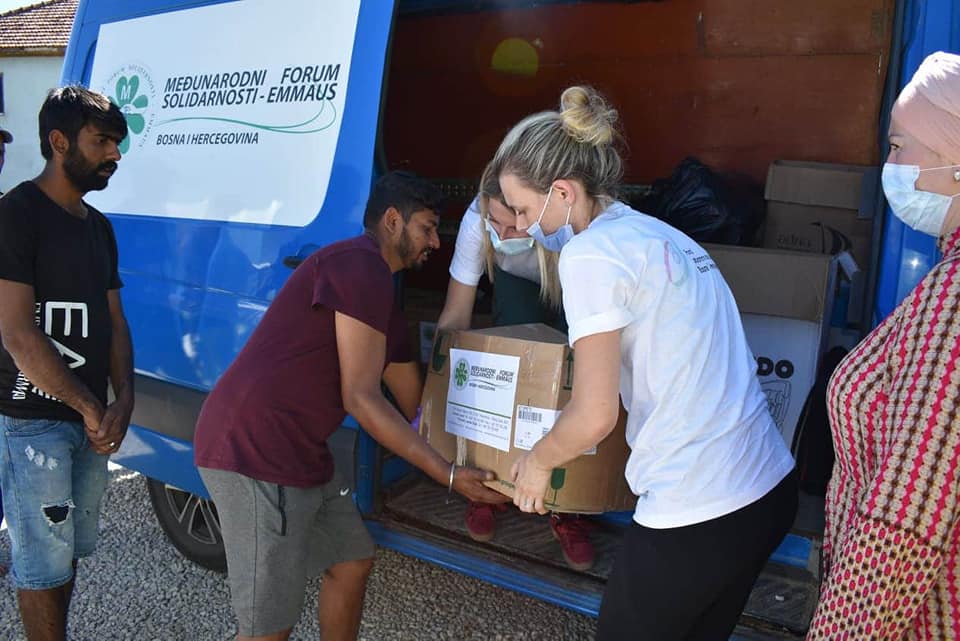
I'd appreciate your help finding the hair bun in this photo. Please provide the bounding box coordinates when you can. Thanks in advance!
[559,86,618,146]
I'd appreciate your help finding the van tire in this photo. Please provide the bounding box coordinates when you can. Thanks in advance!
[146,477,227,573]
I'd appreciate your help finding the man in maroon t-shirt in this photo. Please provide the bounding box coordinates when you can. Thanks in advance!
[194,172,507,641]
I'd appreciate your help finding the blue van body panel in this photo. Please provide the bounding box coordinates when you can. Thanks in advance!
[61,0,395,512]
[112,425,209,496]
[873,0,960,322]
[65,0,393,391]
[62,0,394,512]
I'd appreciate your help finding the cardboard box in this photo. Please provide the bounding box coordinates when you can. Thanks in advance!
[705,244,839,450]
[762,160,876,323]
[419,324,636,514]
[763,160,876,265]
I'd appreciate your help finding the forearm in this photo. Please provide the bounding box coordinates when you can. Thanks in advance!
[108,317,134,402]
[347,391,450,484]
[809,515,939,639]
[530,397,617,469]
[382,361,422,421]
[436,279,476,331]
[436,308,470,331]
[3,327,101,416]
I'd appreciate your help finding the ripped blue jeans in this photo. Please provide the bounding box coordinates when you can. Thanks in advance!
[0,415,109,590]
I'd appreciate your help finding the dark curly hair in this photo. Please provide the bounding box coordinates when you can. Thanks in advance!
[363,171,445,229]
[39,85,128,160]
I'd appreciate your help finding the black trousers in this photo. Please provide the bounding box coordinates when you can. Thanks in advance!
[597,469,798,641]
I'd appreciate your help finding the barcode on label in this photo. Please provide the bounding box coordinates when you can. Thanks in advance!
[517,407,543,423]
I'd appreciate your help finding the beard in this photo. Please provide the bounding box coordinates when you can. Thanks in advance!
[63,145,116,193]
[397,226,426,271]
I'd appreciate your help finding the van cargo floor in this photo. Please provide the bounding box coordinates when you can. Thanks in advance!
[383,475,621,579]
[381,477,819,635]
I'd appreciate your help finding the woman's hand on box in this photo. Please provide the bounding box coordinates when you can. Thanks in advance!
[511,452,551,515]
[453,466,512,504]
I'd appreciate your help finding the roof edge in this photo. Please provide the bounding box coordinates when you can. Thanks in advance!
[0,46,66,56]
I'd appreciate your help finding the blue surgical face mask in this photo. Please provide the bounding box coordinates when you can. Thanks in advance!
[526,184,574,252]
[882,162,960,237]
[485,220,534,256]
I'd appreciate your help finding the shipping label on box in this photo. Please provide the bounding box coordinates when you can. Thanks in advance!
[513,404,596,454]
[445,348,520,452]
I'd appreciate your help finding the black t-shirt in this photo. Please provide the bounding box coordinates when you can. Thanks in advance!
[0,181,122,421]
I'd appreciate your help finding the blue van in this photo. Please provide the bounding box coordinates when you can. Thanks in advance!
[57,0,958,638]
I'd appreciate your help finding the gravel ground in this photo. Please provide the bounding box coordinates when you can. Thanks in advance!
[0,465,597,641]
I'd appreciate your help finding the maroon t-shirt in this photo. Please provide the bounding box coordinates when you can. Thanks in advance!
[193,235,412,487]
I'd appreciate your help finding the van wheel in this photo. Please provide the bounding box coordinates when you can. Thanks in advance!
[146,477,227,573]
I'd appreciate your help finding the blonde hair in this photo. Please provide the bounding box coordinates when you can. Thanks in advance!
[493,86,623,207]
[476,161,562,310]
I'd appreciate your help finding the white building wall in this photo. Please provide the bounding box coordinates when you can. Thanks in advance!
[0,55,64,191]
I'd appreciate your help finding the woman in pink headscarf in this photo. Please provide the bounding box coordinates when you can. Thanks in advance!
[807,51,960,640]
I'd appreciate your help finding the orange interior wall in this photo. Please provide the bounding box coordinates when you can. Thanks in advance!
[383,0,894,186]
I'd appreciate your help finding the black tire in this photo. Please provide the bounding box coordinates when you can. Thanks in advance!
[146,477,227,573]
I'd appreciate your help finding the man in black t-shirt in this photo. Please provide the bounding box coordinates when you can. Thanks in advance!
[0,86,132,641]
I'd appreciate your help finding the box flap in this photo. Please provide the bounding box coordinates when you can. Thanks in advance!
[764,160,878,214]
[705,244,837,322]
[470,323,568,344]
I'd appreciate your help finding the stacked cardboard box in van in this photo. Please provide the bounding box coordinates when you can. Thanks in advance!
[762,160,877,268]
[762,160,877,324]
[706,244,840,451]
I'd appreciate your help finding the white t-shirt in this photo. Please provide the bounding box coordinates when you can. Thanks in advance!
[559,201,794,529]
[448,197,540,286]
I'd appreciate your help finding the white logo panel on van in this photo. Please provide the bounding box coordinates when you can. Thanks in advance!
[87,0,361,227]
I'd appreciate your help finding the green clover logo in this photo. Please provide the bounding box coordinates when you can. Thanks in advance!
[110,75,149,154]
[548,468,566,506]
[454,358,469,389]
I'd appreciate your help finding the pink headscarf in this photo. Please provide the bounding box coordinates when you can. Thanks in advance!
[891,51,960,162]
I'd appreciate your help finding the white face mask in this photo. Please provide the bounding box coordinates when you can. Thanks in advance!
[881,162,960,237]
[526,184,574,252]
[485,220,534,256]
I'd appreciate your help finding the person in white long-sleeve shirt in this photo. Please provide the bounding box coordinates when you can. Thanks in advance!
[437,162,597,571]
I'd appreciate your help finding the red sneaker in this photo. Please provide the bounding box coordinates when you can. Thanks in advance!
[551,514,596,571]
[465,501,507,542]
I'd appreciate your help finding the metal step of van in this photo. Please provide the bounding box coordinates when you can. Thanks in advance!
[378,477,819,636]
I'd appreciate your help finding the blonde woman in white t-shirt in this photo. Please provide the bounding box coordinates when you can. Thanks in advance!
[493,86,797,641]
[437,161,598,571]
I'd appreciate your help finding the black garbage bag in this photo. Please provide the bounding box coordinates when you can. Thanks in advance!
[793,346,848,497]
[634,157,763,245]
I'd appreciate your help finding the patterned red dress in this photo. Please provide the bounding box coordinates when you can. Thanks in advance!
[807,227,960,640]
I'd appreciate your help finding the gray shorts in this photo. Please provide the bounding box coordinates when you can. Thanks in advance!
[199,467,375,637]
